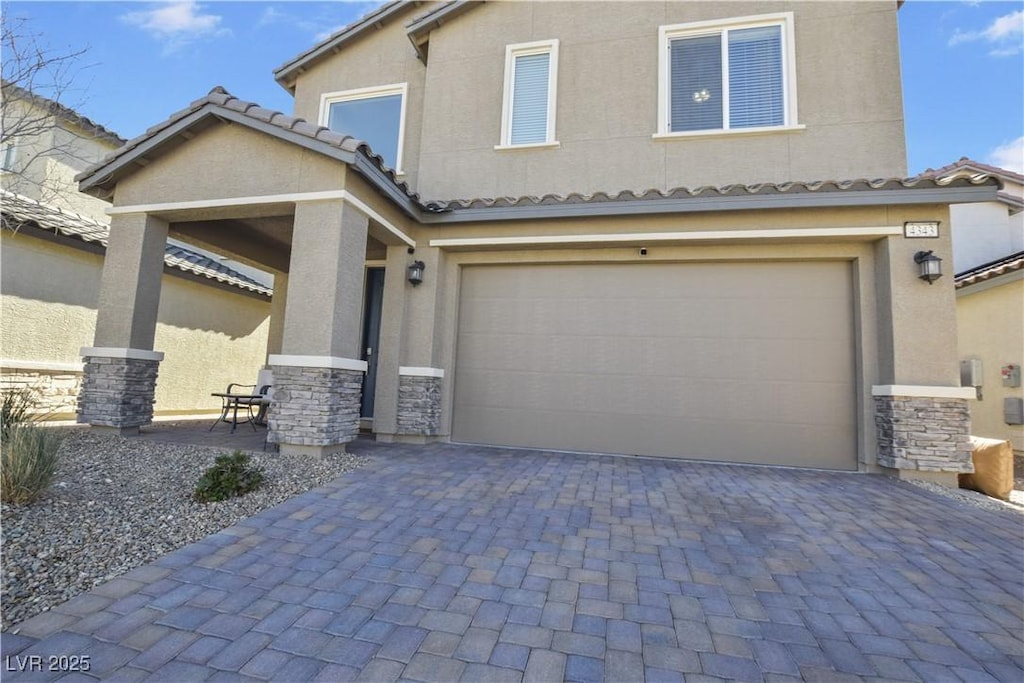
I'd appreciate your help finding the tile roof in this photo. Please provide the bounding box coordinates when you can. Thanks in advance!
[76,86,1000,225]
[919,157,1024,184]
[955,250,1024,289]
[0,190,272,297]
[1,81,125,147]
[76,86,418,206]
[917,158,1022,215]
[428,175,1001,213]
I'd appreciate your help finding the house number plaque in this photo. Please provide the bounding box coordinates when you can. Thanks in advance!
[904,221,940,238]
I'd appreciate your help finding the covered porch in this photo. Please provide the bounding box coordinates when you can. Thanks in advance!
[74,88,447,455]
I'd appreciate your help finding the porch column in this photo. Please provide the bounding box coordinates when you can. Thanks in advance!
[375,246,446,442]
[78,213,168,433]
[268,200,368,455]
[265,272,288,359]
[872,233,974,485]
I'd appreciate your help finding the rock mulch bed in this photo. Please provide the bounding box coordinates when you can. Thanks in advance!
[0,430,363,631]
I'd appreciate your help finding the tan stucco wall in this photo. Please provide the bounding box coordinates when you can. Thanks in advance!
[0,229,271,416]
[151,273,272,414]
[114,123,349,207]
[412,1,905,199]
[957,275,1024,451]
[288,2,906,202]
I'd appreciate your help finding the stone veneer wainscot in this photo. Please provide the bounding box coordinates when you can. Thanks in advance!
[397,374,443,436]
[268,364,363,449]
[77,349,163,428]
[873,386,974,473]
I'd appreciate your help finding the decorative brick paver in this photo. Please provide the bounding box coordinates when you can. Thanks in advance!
[3,440,1023,681]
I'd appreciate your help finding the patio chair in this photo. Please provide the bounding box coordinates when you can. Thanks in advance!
[210,369,273,431]
[252,368,273,426]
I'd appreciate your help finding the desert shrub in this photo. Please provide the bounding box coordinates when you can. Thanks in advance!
[1,388,34,441]
[1,389,64,504]
[194,451,264,503]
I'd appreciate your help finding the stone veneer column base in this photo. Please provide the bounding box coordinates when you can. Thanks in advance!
[268,364,363,452]
[872,386,973,480]
[77,353,161,428]
[396,368,443,437]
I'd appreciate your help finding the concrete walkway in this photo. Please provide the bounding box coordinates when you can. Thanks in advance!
[3,441,1022,682]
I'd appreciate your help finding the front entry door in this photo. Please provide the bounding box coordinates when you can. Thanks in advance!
[360,268,385,418]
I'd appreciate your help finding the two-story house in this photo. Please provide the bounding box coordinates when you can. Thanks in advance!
[73,1,997,484]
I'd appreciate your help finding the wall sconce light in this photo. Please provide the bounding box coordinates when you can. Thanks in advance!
[914,250,942,284]
[407,260,425,286]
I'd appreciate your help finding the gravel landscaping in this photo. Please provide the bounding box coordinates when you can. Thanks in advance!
[0,429,364,631]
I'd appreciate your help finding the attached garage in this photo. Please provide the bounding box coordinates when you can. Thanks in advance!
[452,260,857,469]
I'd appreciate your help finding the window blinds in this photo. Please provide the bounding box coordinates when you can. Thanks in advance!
[728,26,784,129]
[510,52,551,145]
[670,24,784,132]
[670,34,723,132]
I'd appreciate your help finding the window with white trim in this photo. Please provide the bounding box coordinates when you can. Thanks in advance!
[657,13,797,136]
[319,83,407,173]
[1,145,17,171]
[499,39,559,148]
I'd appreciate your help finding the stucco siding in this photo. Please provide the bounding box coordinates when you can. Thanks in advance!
[407,0,905,200]
[0,229,271,417]
[152,274,272,414]
[957,276,1024,451]
[114,123,349,207]
[291,13,427,188]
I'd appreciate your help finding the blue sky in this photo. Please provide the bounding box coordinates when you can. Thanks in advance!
[4,0,1022,176]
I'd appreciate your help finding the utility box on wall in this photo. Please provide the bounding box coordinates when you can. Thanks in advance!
[961,359,983,388]
[1005,398,1024,426]
[1001,364,1021,388]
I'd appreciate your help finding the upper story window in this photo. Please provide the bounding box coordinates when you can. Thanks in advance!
[498,39,560,149]
[1,145,17,171]
[319,83,407,173]
[657,13,799,137]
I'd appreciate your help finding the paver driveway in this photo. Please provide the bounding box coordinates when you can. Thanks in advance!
[3,441,1023,682]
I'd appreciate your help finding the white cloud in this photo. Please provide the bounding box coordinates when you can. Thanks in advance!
[986,137,1024,174]
[949,9,1024,56]
[121,1,229,53]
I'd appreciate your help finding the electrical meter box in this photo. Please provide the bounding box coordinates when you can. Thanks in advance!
[1005,398,1024,425]
[1001,364,1021,388]
[961,359,983,387]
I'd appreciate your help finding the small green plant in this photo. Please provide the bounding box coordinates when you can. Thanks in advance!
[194,451,264,503]
[1,387,34,441]
[1,388,64,505]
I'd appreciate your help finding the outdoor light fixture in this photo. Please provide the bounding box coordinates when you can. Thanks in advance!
[914,250,942,284]
[407,260,425,286]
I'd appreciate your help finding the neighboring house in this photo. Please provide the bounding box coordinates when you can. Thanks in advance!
[73,1,996,485]
[921,159,1024,453]
[0,86,273,419]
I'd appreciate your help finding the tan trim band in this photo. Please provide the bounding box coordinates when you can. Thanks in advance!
[80,347,165,362]
[871,385,976,399]
[429,226,902,248]
[1,359,85,373]
[399,366,445,378]
[269,354,368,372]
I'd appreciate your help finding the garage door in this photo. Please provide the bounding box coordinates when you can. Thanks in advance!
[452,261,856,469]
